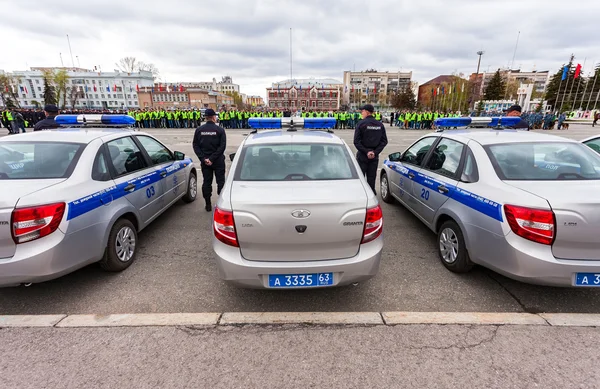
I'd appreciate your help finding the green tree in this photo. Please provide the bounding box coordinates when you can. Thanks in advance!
[225,91,244,108]
[53,69,70,109]
[42,70,57,105]
[476,101,484,114]
[391,87,416,110]
[484,69,506,100]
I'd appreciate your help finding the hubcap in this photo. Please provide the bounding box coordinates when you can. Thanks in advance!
[189,175,197,198]
[381,176,388,198]
[439,228,459,264]
[115,226,136,262]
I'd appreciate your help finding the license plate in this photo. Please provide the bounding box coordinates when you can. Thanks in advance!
[268,273,334,288]
[574,273,600,286]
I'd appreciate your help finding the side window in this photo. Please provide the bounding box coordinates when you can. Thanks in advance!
[92,149,111,181]
[584,138,600,155]
[106,137,147,177]
[424,138,465,179]
[136,135,174,165]
[461,148,479,183]
[401,137,437,166]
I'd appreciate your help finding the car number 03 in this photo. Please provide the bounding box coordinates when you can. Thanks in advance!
[421,188,430,200]
[146,185,156,199]
[285,275,313,286]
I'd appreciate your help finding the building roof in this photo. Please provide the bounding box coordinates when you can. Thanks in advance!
[271,78,342,89]
[421,75,458,86]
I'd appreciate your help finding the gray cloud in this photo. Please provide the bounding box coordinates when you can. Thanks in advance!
[2,0,599,98]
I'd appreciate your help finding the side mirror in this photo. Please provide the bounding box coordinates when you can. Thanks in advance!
[388,152,402,162]
[173,151,185,161]
[229,153,236,162]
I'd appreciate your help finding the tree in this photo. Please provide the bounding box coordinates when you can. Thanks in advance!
[225,91,244,108]
[116,57,160,78]
[0,73,22,108]
[484,69,506,100]
[476,101,484,115]
[68,85,83,108]
[42,70,57,105]
[31,100,41,108]
[504,79,520,100]
[53,69,70,109]
[391,87,416,110]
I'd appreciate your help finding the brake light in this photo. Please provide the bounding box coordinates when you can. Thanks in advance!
[213,207,239,247]
[11,202,66,244]
[504,204,555,245]
[362,205,383,244]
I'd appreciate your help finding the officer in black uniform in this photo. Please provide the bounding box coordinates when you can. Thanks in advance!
[354,104,388,194]
[192,108,227,212]
[34,105,60,131]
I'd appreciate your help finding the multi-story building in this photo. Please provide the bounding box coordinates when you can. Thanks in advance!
[246,95,265,107]
[191,76,240,94]
[266,78,343,111]
[137,84,233,110]
[3,67,154,109]
[474,69,550,96]
[342,70,412,109]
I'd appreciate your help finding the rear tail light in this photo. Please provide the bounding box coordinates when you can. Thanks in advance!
[504,204,555,245]
[213,207,239,247]
[11,202,66,244]
[362,205,383,244]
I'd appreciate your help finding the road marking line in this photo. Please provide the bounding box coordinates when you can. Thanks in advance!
[55,313,220,328]
[0,315,66,328]
[539,313,600,327]
[382,312,547,326]
[220,312,384,325]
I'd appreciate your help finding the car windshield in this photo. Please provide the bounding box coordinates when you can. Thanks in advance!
[0,142,84,180]
[236,143,358,181]
[485,142,600,181]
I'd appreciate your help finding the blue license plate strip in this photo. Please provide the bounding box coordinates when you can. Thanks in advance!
[574,273,600,286]
[268,273,334,288]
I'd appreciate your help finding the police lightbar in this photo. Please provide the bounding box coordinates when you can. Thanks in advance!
[435,117,522,128]
[55,114,136,126]
[248,117,336,131]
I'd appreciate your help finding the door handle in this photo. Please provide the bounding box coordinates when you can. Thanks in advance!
[408,172,415,179]
[160,171,167,177]
[437,185,449,194]
[124,184,136,192]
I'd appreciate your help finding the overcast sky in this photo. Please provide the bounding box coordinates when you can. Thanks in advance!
[2,0,599,98]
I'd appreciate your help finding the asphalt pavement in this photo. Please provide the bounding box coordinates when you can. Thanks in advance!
[1,124,600,315]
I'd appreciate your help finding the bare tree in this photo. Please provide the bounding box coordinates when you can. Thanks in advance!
[68,85,84,108]
[0,73,23,108]
[53,69,70,109]
[137,61,160,78]
[116,57,138,73]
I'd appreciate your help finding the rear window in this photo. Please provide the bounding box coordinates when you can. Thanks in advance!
[235,143,358,181]
[485,142,600,181]
[0,142,84,180]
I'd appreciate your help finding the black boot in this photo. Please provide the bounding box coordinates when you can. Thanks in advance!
[205,198,212,212]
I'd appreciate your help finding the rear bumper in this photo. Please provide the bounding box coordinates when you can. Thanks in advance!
[213,235,383,289]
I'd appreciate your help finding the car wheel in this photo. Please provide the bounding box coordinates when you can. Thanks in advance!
[100,218,138,272]
[182,172,197,203]
[380,172,394,204]
[437,220,473,273]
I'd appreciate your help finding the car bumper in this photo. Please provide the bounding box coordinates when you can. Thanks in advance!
[213,236,383,289]
[477,231,600,287]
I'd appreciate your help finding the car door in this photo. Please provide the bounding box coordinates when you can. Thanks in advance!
[387,137,438,208]
[411,137,465,225]
[106,136,165,225]
[135,135,187,207]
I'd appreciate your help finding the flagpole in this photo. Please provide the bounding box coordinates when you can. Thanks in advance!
[578,66,591,112]
[567,66,578,111]
[594,89,600,111]
[585,65,598,112]
[555,75,565,113]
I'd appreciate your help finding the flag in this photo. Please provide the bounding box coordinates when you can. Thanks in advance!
[562,65,569,80]
[19,86,24,92]
[431,87,434,96]
[574,64,582,79]
[179,84,183,92]
[461,83,465,93]
[449,85,452,94]
[113,84,117,92]
[129,85,132,92]
[93,85,97,92]
[351,84,354,92]
[136,84,139,92]
[437,86,440,95]
[344,85,348,93]
[106,86,110,92]
[373,85,376,94]
[85,85,88,93]
[25,86,28,94]
[167,84,171,92]
[152,86,155,93]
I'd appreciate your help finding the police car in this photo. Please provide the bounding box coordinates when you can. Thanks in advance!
[380,117,600,287]
[213,117,383,288]
[0,115,197,287]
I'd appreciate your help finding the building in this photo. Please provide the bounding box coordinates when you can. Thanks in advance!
[137,84,234,110]
[473,69,550,96]
[246,95,265,107]
[342,70,412,109]
[474,83,550,113]
[266,78,343,111]
[192,76,240,94]
[3,67,154,109]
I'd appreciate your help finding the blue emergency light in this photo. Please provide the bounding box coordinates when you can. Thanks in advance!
[247,118,282,129]
[247,117,337,130]
[304,118,336,129]
[55,114,136,126]
[435,117,523,128]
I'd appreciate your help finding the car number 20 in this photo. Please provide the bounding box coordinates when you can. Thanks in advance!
[285,275,314,286]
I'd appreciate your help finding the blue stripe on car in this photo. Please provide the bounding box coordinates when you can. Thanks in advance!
[386,162,503,222]
[67,158,193,220]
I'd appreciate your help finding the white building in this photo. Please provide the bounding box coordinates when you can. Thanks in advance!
[477,69,551,96]
[342,70,412,109]
[5,67,154,109]
[191,76,240,94]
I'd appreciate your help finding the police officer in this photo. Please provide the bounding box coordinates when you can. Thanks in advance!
[34,105,60,131]
[192,108,227,212]
[504,104,530,130]
[354,104,388,194]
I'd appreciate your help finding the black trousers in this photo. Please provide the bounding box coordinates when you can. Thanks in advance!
[201,157,225,199]
[357,157,379,194]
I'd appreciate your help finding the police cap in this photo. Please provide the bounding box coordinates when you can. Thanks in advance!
[358,104,375,113]
[204,108,216,117]
[504,104,522,113]
[44,104,59,113]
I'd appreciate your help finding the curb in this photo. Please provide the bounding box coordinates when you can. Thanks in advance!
[1,312,599,328]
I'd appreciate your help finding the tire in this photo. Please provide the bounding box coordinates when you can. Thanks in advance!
[380,172,394,204]
[182,172,197,203]
[437,220,473,273]
[100,219,138,272]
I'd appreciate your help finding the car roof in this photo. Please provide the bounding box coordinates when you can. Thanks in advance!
[244,130,344,146]
[438,129,577,145]
[0,127,145,144]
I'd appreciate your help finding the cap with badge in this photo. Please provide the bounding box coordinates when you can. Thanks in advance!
[44,104,59,113]
[358,104,375,113]
[204,108,216,117]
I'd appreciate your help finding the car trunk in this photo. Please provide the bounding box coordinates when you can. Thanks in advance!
[0,180,65,259]
[231,180,368,262]
[506,181,600,260]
